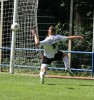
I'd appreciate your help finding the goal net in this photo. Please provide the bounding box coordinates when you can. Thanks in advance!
[0,0,40,68]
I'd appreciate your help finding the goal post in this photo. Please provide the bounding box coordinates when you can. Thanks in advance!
[9,0,39,74]
[0,0,3,71]
[10,0,18,74]
[0,0,8,71]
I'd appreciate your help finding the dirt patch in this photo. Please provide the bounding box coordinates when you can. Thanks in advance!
[46,75,94,80]
[15,73,94,80]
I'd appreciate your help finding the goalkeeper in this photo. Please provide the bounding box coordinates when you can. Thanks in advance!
[31,26,83,84]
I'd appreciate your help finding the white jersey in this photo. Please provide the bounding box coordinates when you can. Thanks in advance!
[40,35,68,58]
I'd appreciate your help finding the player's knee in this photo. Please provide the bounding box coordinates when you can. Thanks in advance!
[63,53,68,57]
[41,64,48,72]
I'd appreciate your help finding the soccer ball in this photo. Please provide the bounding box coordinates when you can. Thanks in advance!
[11,23,20,32]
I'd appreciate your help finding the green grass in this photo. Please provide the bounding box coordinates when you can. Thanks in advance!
[0,73,94,100]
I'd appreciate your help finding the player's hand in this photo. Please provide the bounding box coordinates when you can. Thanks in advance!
[31,29,36,36]
[79,36,84,41]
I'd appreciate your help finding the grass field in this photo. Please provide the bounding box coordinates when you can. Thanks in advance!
[0,73,94,100]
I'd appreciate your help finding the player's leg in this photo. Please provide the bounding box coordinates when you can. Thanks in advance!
[63,53,70,70]
[54,51,74,75]
[54,51,69,70]
[39,64,48,84]
[40,55,51,84]
[63,53,74,75]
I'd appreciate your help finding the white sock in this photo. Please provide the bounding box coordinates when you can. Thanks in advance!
[63,56,70,70]
[39,71,44,79]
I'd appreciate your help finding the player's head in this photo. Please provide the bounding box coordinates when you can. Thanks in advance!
[48,26,56,35]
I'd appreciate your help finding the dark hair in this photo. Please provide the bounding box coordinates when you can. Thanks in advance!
[49,26,56,34]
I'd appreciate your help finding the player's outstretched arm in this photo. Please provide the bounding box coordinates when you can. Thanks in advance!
[31,29,40,45]
[67,36,83,41]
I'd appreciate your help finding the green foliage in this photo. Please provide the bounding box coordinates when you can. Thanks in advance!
[55,22,69,50]
[61,0,93,27]
[55,21,92,70]
[60,0,70,8]
[73,24,92,51]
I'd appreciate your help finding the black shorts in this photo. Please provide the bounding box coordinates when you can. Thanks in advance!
[42,51,63,64]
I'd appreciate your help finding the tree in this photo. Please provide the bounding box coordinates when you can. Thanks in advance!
[55,0,93,68]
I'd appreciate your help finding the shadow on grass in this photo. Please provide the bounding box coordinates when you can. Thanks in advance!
[80,84,94,87]
[67,87,74,89]
[47,84,56,85]
[47,84,75,90]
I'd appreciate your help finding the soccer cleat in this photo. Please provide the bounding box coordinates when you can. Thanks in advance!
[65,69,74,76]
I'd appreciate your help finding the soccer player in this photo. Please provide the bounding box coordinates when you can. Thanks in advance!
[31,26,83,84]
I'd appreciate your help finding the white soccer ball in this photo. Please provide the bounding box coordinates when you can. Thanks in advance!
[11,23,20,32]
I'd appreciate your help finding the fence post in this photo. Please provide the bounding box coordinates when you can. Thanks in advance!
[92,10,94,76]
[91,52,94,77]
[68,0,74,68]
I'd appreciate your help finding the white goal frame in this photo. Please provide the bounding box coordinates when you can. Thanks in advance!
[9,0,39,74]
[10,0,18,74]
